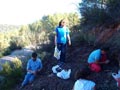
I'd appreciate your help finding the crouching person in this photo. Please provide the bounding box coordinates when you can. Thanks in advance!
[88,47,109,72]
[20,52,42,88]
[73,68,96,90]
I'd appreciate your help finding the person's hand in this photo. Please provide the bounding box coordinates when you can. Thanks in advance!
[31,71,36,75]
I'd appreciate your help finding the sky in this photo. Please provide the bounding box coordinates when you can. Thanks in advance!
[0,0,81,25]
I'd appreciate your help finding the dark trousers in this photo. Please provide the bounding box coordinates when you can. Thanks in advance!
[57,43,67,63]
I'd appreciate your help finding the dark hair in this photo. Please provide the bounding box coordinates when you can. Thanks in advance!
[75,68,90,80]
[59,19,65,27]
[101,46,109,52]
[32,52,37,58]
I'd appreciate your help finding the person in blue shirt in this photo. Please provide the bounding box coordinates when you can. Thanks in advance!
[21,52,42,88]
[88,47,109,72]
[54,19,71,65]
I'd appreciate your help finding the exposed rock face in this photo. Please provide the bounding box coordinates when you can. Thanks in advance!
[0,48,33,88]
[93,23,120,45]
[91,23,120,66]
[0,48,33,71]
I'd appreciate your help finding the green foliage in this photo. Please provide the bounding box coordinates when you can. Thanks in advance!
[71,30,96,46]
[106,0,120,22]
[0,62,12,77]
[0,12,80,58]
[68,13,80,28]
[0,48,11,58]
[3,48,11,56]
[79,0,120,30]
[80,0,107,29]
[0,58,23,90]
[9,36,24,51]
[0,53,3,58]
[41,13,80,31]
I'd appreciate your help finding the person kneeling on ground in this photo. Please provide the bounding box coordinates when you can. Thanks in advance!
[73,68,96,90]
[20,52,42,88]
[88,47,109,72]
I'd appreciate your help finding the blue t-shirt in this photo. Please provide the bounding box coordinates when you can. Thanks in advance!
[55,26,69,44]
[27,58,42,74]
[88,49,101,63]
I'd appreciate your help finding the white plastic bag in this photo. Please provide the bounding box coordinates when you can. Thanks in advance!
[54,46,61,60]
[52,65,62,74]
[112,70,120,87]
[57,69,71,79]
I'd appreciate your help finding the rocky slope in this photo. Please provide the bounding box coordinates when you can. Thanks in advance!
[14,43,119,90]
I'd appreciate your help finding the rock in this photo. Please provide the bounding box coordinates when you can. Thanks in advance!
[0,48,33,71]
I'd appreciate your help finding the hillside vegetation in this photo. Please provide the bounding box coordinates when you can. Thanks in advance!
[0,13,80,90]
[0,24,20,32]
[1,0,120,89]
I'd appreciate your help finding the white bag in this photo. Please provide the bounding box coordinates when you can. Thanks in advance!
[112,70,120,87]
[57,69,71,79]
[52,65,61,74]
[54,46,61,60]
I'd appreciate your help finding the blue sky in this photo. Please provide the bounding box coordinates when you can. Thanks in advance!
[0,0,81,25]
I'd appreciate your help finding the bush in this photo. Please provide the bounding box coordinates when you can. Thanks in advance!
[9,41,22,51]
[71,31,96,46]
[0,58,23,90]
[0,53,3,58]
[3,48,11,56]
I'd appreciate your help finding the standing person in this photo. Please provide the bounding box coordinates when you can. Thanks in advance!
[88,47,109,72]
[73,68,96,90]
[54,19,71,65]
[20,52,42,88]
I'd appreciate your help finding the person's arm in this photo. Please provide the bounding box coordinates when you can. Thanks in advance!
[36,59,43,74]
[95,60,109,64]
[55,35,57,46]
[67,34,71,46]
[94,60,103,64]
[37,61,42,72]
[27,70,36,74]
[54,27,58,46]
[66,28,71,46]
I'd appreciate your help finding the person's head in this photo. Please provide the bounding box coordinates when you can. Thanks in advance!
[32,52,37,61]
[59,19,66,27]
[75,67,90,80]
[101,47,109,54]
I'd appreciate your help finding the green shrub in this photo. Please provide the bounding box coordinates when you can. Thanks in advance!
[9,41,22,51]
[71,31,96,46]
[0,58,23,90]
[0,53,3,58]
[3,48,11,56]
[38,51,47,60]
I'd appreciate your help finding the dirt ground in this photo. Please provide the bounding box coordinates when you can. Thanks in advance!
[14,43,119,90]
